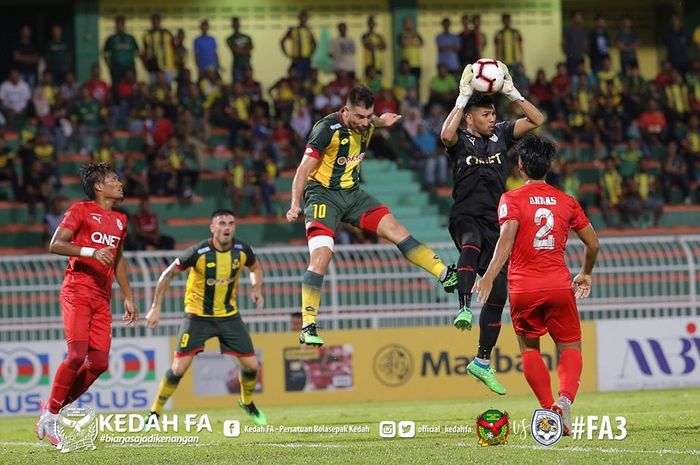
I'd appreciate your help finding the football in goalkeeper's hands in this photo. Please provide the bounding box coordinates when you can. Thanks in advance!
[470,58,505,94]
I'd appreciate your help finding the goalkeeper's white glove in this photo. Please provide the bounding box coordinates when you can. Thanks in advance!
[497,60,524,102]
[456,64,474,109]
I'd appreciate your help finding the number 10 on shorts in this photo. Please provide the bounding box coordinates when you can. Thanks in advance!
[313,204,327,219]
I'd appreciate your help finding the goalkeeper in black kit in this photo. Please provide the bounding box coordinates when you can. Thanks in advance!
[440,61,545,394]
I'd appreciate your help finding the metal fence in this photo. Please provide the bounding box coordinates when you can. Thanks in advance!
[1,234,699,342]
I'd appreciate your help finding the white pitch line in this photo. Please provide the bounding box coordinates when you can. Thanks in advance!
[0,441,49,447]
[254,443,345,448]
[457,443,700,456]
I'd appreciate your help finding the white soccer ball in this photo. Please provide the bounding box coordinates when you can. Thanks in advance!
[470,59,505,94]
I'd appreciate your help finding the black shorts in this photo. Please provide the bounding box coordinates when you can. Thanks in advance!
[448,215,505,275]
[175,313,255,358]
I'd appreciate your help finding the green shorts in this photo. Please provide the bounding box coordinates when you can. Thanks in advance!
[175,313,255,358]
[303,182,389,238]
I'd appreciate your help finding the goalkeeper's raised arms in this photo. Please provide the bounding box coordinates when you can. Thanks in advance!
[456,64,474,109]
[496,60,524,102]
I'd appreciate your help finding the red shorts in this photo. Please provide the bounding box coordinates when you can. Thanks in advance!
[509,288,581,343]
[61,290,112,352]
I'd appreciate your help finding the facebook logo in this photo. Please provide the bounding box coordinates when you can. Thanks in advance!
[223,420,241,438]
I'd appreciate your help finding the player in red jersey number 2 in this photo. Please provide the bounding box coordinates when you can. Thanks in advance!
[35,163,139,448]
[475,135,599,435]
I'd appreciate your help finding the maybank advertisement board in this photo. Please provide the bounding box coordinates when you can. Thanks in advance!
[172,323,598,408]
[0,338,171,416]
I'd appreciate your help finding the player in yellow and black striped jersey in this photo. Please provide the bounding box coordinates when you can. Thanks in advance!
[144,209,267,426]
[286,85,459,347]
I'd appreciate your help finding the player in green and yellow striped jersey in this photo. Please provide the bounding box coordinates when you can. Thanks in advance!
[287,85,457,346]
[145,209,266,425]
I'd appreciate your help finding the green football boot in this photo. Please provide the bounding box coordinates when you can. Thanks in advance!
[239,400,267,426]
[440,264,458,293]
[453,306,473,330]
[299,323,324,346]
[467,360,506,395]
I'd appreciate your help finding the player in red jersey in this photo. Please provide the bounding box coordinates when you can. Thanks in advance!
[35,163,139,447]
[475,135,599,435]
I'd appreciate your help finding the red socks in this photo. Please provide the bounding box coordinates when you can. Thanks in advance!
[558,348,583,403]
[48,342,110,413]
[521,349,555,408]
[64,350,110,406]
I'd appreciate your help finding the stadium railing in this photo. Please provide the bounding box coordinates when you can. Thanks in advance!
[1,235,699,342]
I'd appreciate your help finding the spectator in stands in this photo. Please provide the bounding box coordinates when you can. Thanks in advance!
[146,104,174,154]
[239,67,263,104]
[638,99,668,146]
[290,101,311,141]
[662,140,692,204]
[85,63,110,108]
[394,59,418,101]
[460,14,485,69]
[495,13,523,69]
[177,108,207,171]
[132,196,175,250]
[363,65,382,93]
[0,69,31,130]
[45,25,70,85]
[227,17,253,83]
[682,114,700,181]
[13,25,39,88]
[414,122,446,190]
[0,136,19,201]
[550,62,572,117]
[91,130,115,165]
[665,70,691,122]
[529,68,553,118]
[71,86,103,152]
[599,156,625,227]
[173,28,188,81]
[398,17,423,86]
[595,98,625,151]
[224,148,254,216]
[362,16,386,78]
[164,134,199,200]
[142,14,176,84]
[615,138,643,179]
[194,20,219,81]
[43,196,64,244]
[436,17,460,75]
[506,163,524,191]
[374,86,398,116]
[428,64,457,108]
[562,11,588,74]
[257,151,280,216]
[663,13,692,74]
[33,132,61,190]
[280,10,316,82]
[624,158,664,227]
[329,23,356,79]
[22,157,51,224]
[118,155,147,198]
[103,16,139,96]
[616,15,639,75]
[59,71,80,104]
[588,14,610,74]
[560,160,588,214]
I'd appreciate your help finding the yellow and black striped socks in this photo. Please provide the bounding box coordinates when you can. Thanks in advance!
[150,369,182,415]
[239,370,258,405]
[301,270,324,327]
[397,236,446,279]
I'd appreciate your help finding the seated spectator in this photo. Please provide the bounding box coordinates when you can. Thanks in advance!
[364,65,383,93]
[314,85,342,116]
[506,163,524,191]
[615,138,643,179]
[290,102,311,141]
[132,196,176,250]
[85,63,110,107]
[550,62,572,117]
[0,136,19,201]
[145,104,174,157]
[393,59,418,101]
[624,158,664,227]
[664,70,691,121]
[223,148,255,216]
[0,69,31,130]
[177,108,207,171]
[374,87,398,115]
[326,69,354,101]
[22,158,52,224]
[598,156,626,227]
[43,196,64,244]
[413,122,447,189]
[239,67,263,103]
[59,71,80,104]
[257,151,280,216]
[162,134,199,200]
[529,68,553,117]
[662,140,691,204]
[637,99,668,146]
[33,132,61,190]
[91,130,116,165]
[428,64,457,108]
[71,86,103,152]
[117,155,147,198]
[560,160,587,214]
[682,114,700,181]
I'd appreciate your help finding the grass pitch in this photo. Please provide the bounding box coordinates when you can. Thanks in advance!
[1,388,699,465]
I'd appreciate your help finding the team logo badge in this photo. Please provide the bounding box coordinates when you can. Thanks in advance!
[56,403,98,452]
[116,218,124,231]
[489,134,499,142]
[476,409,509,446]
[373,345,413,387]
[530,409,563,446]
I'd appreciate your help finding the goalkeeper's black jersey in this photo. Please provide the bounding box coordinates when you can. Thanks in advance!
[446,121,517,225]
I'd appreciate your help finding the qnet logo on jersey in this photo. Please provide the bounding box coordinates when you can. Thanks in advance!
[597,318,700,391]
[73,340,170,412]
[0,348,51,415]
